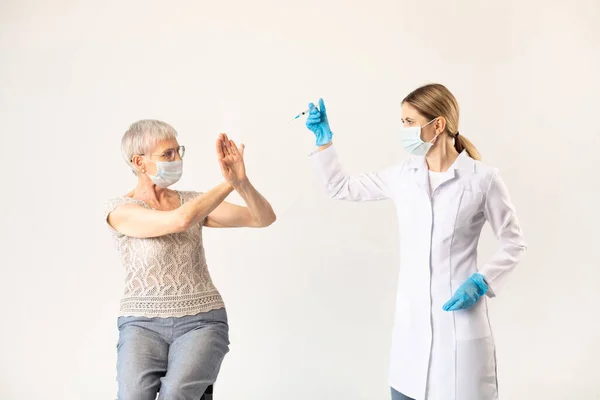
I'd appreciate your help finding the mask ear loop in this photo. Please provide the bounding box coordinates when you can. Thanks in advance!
[426,118,442,145]
[140,156,158,176]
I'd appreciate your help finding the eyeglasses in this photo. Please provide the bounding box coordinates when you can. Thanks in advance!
[140,145,185,162]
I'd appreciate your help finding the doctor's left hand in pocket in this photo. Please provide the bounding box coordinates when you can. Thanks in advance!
[443,273,489,311]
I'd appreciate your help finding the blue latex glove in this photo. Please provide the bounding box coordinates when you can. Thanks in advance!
[442,273,489,311]
[305,98,333,146]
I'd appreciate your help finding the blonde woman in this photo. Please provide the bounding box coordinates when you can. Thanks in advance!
[304,84,526,400]
[105,120,276,400]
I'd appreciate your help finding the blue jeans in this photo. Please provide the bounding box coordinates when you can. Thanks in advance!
[391,387,415,400]
[116,308,230,400]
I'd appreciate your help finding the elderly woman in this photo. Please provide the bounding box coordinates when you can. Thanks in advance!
[104,120,276,400]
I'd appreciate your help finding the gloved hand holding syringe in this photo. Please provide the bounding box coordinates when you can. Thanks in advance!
[291,99,333,146]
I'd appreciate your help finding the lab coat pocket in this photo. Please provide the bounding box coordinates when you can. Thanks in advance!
[452,281,492,340]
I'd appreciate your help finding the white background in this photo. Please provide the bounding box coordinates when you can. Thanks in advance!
[1,0,599,399]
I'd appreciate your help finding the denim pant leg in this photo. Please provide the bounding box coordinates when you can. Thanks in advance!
[158,308,230,400]
[391,387,416,400]
[116,317,170,400]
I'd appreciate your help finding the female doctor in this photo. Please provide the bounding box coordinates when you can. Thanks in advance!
[304,84,526,400]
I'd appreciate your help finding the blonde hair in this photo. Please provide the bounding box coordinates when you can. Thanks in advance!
[121,119,178,175]
[402,83,481,160]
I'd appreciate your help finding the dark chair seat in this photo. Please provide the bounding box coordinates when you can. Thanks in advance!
[157,384,213,399]
[201,384,213,400]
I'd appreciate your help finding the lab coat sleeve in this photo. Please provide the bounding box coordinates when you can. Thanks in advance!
[480,170,527,297]
[309,144,398,201]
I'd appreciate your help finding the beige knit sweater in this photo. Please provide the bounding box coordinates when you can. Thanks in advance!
[104,191,225,318]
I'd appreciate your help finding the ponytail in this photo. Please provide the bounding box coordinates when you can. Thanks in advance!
[454,132,481,161]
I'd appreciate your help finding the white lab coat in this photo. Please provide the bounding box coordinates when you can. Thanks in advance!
[310,145,526,400]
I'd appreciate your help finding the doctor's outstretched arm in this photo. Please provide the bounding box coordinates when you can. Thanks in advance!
[305,99,399,202]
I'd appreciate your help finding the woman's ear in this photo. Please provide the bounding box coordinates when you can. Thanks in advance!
[131,155,145,173]
[435,117,447,134]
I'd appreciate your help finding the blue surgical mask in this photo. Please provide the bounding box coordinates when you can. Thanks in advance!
[144,159,183,188]
[401,118,440,156]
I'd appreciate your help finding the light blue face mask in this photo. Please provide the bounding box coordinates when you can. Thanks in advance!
[144,159,183,188]
[401,118,440,156]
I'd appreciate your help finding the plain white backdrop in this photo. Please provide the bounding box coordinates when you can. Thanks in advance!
[1,0,599,399]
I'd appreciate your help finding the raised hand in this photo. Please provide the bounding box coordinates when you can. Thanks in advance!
[305,98,333,146]
[216,133,247,187]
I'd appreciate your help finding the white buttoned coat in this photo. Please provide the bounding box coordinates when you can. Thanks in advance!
[310,145,526,400]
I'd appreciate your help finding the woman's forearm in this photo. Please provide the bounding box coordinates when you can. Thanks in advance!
[234,178,276,227]
[179,182,234,228]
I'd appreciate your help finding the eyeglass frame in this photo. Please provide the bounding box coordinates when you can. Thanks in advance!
[137,145,186,162]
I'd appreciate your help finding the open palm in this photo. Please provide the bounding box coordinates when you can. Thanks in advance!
[216,133,246,186]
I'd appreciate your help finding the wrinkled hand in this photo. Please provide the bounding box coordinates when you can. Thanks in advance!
[305,98,333,146]
[443,273,488,311]
[216,133,247,187]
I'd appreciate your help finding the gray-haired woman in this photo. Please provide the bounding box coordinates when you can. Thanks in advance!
[104,120,276,400]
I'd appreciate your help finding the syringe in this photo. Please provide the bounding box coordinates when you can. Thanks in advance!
[291,108,311,121]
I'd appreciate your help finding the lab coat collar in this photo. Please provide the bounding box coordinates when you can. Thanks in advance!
[407,151,475,195]
[406,150,476,172]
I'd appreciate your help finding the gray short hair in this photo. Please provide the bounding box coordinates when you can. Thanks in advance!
[121,120,178,175]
